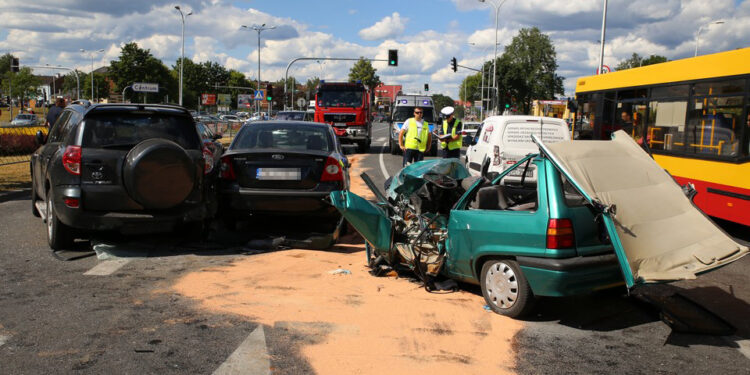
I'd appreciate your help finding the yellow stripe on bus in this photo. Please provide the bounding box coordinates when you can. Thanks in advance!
[576,47,750,93]
[654,154,750,190]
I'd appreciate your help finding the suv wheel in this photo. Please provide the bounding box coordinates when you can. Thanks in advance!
[46,189,74,250]
[480,259,535,318]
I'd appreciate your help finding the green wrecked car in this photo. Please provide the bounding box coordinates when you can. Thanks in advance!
[330,131,748,318]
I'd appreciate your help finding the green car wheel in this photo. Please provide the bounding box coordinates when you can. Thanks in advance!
[480,259,536,318]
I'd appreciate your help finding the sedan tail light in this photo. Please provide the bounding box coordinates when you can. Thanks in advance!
[546,218,575,249]
[320,156,344,183]
[62,145,82,175]
[220,155,236,180]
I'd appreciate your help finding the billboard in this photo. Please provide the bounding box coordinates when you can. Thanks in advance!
[217,94,232,106]
[201,94,216,106]
[238,94,253,108]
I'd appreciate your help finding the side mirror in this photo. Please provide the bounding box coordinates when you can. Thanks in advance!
[35,130,46,145]
[470,136,479,146]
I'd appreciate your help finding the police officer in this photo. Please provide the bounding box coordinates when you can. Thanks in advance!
[399,107,432,166]
[439,106,462,159]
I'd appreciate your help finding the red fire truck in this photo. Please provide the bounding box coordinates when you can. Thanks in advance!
[314,81,372,152]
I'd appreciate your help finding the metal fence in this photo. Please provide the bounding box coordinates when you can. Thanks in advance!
[0,124,46,166]
[201,120,244,142]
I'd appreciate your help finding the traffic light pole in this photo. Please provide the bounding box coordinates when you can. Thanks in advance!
[283,57,389,110]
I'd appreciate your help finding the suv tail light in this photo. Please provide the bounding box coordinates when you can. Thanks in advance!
[203,146,213,174]
[320,156,344,183]
[220,155,236,180]
[547,218,575,249]
[62,145,82,175]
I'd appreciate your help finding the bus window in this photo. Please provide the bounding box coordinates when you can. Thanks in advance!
[693,79,745,96]
[576,93,598,139]
[686,96,744,157]
[647,100,688,151]
[600,92,616,139]
[651,84,689,98]
[616,103,648,144]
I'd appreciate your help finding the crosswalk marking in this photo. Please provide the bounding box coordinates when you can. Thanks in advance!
[213,325,270,375]
[83,259,131,276]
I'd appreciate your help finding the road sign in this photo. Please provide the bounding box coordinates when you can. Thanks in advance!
[297,98,307,108]
[254,90,265,101]
[238,94,253,108]
[201,94,216,105]
[132,82,159,93]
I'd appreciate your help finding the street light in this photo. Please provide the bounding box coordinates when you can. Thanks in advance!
[80,48,104,102]
[598,0,608,75]
[175,6,192,106]
[478,0,507,115]
[242,24,276,115]
[695,20,725,57]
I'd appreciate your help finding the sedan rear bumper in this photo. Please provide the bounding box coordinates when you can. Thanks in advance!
[220,187,340,219]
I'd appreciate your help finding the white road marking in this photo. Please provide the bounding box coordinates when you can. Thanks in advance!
[0,334,10,347]
[213,325,270,375]
[379,141,391,180]
[727,336,750,360]
[375,137,386,142]
[83,259,131,276]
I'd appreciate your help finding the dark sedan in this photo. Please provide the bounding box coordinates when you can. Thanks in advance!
[218,121,350,238]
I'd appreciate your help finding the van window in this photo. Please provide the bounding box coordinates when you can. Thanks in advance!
[392,106,434,123]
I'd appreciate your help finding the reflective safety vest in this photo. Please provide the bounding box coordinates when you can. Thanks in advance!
[403,118,430,152]
[441,118,462,150]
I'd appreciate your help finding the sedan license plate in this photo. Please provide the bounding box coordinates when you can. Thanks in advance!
[256,168,302,180]
[507,168,534,178]
[333,122,347,127]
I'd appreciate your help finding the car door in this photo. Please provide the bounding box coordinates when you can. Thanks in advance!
[36,110,73,200]
[444,156,548,281]
[467,120,492,175]
[537,130,749,288]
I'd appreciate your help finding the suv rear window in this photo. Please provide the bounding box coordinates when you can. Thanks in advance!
[82,112,201,150]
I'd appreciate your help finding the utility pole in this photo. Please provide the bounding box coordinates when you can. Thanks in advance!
[598,0,608,75]
[175,6,192,106]
[242,24,276,115]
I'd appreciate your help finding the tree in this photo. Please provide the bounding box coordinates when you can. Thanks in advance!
[304,76,320,98]
[109,42,177,104]
[348,58,381,90]
[81,72,110,101]
[615,53,668,71]
[459,72,483,103]
[431,94,455,114]
[2,67,41,103]
[226,70,253,110]
[62,70,84,99]
[172,58,232,108]
[495,27,564,114]
[0,53,17,76]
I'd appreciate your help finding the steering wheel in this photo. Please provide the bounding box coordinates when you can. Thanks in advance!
[423,172,458,189]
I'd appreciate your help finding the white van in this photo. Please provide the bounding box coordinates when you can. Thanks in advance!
[465,116,570,181]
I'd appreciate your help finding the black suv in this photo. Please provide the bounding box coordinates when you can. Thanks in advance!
[31,102,216,249]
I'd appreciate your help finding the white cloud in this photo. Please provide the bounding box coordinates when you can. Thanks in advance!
[358,12,407,41]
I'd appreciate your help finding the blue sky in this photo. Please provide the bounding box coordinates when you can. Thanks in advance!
[0,0,748,99]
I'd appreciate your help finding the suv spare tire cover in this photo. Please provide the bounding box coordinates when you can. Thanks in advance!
[123,138,196,209]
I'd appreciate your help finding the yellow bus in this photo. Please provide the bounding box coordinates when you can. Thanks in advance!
[575,47,750,226]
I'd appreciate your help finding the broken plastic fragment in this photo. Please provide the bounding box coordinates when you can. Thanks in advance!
[328,269,351,275]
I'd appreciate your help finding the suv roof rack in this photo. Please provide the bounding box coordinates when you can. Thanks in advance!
[70,99,92,108]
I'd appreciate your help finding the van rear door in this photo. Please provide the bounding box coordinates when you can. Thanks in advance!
[495,118,569,182]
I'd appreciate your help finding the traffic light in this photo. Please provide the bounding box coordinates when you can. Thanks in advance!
[450,57,457,72]
[11,57,19,73]
[266,84,272,101]
[424,83,429,92]
[388,49,398,66]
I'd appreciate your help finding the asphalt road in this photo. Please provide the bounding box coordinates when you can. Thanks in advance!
[1,120,749,374]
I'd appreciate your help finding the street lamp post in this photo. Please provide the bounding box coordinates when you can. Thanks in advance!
[469,43,498,120]
[175,6,192,106]
[695,20,725,57]
[242,24,276,115]
[478,0,507,115]
[598,0,608,75]
[80,48,104,102]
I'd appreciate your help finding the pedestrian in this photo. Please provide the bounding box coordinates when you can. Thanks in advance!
[45,97,65,128]
[438,106,463,159]
[398,107,431,166]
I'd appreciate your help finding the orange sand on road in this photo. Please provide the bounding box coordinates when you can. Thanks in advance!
[171,155,521,374]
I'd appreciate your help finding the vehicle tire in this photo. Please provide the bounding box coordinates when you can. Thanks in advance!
[389,137,400,155]
[123,139,196,210]
[46,188,74,250]
[480,259,536,318]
